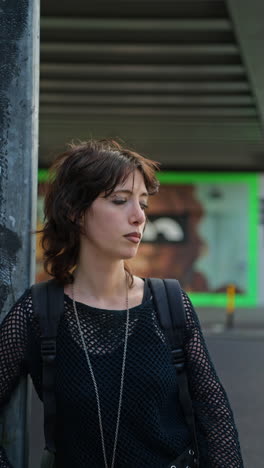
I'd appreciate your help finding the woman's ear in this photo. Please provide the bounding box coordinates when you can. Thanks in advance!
[66,204,77,224]
[78,212,87,235]
[78,213,84,227]
[68,210,85,233]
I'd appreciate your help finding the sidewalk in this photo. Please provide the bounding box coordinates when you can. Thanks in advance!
[196,306,264,339]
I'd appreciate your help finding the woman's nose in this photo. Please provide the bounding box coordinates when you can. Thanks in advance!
[130,203,146,225]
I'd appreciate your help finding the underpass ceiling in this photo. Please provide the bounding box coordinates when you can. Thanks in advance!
[39,0,264,169]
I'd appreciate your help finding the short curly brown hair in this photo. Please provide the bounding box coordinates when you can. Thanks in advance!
[40,139,160,285]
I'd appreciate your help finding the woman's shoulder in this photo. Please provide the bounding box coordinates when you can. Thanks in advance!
[1,287,34,327]
[13,287,33,310]
[180,288,198,327]
[144,276,199,329]
[0,288,40,355]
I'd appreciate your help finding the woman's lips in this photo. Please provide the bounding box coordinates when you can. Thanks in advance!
[124,233,141,243]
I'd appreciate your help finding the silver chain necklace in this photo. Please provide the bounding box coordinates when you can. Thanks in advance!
[71,280,130,468]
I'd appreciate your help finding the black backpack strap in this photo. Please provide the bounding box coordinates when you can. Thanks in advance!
[148,278,199,465]
[31,279,64,454]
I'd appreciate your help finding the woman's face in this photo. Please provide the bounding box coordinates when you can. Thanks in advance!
[80,170,148,260]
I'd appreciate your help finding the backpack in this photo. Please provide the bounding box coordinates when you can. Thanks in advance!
[31,278,199,468]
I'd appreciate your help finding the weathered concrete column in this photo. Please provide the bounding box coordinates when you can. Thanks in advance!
[0,0,40,467]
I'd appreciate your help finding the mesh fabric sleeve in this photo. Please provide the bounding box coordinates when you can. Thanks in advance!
[182,291,244,468]
[0,290,32,468]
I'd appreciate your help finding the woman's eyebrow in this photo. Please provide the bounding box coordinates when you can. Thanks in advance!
[113,189,149,197]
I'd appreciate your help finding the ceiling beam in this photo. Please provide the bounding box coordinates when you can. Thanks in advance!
[40,18,232,32]
[40,105,257,117]
[40,93,254,106]
[40,17,233,43]
[40,80,250,93]
[41,43,239,63]
[41,0,228,19]
[40,64,245,79]
[39,117,262,142]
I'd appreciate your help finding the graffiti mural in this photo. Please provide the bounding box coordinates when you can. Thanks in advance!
[133,181,250,293]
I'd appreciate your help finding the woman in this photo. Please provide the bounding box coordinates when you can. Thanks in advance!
[0,139,243,467]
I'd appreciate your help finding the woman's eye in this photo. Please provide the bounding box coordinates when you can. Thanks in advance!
[112,199,126,205]
[112,199,148,210]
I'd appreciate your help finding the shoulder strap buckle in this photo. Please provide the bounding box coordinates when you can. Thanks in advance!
[171,348,185,371]
[40,337,56,363]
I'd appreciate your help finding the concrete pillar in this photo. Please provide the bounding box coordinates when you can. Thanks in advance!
[0,0,40,466]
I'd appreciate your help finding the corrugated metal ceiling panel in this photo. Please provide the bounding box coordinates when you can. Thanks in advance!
[39,0,263,168]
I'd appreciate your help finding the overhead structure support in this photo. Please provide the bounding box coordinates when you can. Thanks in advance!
[227,0,264,130]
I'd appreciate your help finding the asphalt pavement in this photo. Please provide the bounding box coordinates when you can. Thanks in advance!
[197,305,264,338]
[205,336,263,467]
[198,305,264,468]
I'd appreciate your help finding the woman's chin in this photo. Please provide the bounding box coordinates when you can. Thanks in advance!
[120,247,139,260]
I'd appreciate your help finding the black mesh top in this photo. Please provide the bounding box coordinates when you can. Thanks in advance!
[0,282,243,467]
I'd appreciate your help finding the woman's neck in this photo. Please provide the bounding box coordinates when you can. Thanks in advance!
[74,261,126,298]
[65,240,145,309]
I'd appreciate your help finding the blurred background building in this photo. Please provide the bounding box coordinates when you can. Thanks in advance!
[37,0,264,307]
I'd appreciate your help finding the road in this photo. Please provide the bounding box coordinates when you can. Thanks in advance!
[205,334,264,467]
[29,334,264,468]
